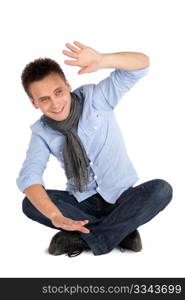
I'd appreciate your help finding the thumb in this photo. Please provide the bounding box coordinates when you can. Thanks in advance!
[78,66,92,75]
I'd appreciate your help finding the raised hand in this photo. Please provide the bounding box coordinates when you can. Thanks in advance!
[62,41,103,75]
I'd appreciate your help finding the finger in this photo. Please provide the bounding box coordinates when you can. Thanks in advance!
[80,227,90,234]
[65,216,88,223]
[69,221,90,233]
[63,50,78,59]
[79,220,89,224]
[75,224,90,233]
[73,220,88,226]
[73,41,86,49]
[64,60,79,66]
[65,43,81,53]
[64,223,90,233]
[78,66,91,75]
[65,218,88,226]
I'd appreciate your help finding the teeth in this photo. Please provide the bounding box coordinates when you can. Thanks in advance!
[52,107,63,113]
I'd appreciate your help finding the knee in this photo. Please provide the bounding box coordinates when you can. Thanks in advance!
[155,179,173,206]
[22,196,33,217]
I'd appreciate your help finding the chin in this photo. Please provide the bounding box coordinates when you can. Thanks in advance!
[51,112,70,121]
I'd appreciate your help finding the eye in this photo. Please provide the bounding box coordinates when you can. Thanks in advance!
[56,90,63,95]
[41,98,48,102]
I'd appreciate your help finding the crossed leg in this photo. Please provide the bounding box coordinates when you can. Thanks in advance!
[22,179,173,255]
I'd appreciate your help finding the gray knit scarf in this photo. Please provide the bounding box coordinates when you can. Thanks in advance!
[41,92,90,193]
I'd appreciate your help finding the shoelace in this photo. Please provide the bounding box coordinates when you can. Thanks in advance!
[67,248,84,257]
[119,246,126,253]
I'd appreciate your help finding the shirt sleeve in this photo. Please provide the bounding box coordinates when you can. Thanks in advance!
[92,67,149,111]
[16,132,51,193]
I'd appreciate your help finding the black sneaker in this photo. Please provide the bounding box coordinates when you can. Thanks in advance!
[119,229,142,252]
[48,230,90,257]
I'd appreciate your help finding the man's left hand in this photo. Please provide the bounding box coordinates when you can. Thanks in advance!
[62,41,103,74]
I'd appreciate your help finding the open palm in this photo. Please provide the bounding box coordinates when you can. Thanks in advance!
[62,41,103,74]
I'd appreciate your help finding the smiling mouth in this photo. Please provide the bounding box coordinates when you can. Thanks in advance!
[52,106,65,114]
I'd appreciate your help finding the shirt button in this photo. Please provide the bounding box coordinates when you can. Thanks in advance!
[90,161,93,166]
[96,187,100,191]
[94,175,97,179]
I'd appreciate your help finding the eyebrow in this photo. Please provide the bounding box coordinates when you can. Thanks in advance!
[38,86,64,101]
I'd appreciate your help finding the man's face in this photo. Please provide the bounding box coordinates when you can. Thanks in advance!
[29,72,72,121]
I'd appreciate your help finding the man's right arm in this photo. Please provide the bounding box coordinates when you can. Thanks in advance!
[23,184,90,233]
[23,184,63,219]
[17,131,90,233]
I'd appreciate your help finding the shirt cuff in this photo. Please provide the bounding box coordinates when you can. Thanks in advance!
[16,175,45,193]
[115,66,149,78]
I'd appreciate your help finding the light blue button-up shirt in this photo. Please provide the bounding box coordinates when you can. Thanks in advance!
[16,67,149,204]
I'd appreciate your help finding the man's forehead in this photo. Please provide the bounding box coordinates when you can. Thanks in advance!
[29,74,67,99]
[40,73,66,85]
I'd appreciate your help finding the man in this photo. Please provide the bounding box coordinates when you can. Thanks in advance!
[16,41,173,257]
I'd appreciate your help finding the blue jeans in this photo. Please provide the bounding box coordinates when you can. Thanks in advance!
[22,179,173,255]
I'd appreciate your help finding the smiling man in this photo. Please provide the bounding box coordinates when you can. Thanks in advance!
[16,41,173,257]
[29,72,72,121]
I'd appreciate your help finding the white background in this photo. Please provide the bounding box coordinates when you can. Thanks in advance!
[0,0,184,277]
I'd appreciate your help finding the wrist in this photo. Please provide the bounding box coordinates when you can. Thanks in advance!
[98,53,115,69]
[50,210,63,221]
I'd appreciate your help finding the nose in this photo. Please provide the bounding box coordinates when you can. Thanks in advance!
[50,96,60,110]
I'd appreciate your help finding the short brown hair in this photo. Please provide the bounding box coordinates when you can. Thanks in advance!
[21,58,66,98]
